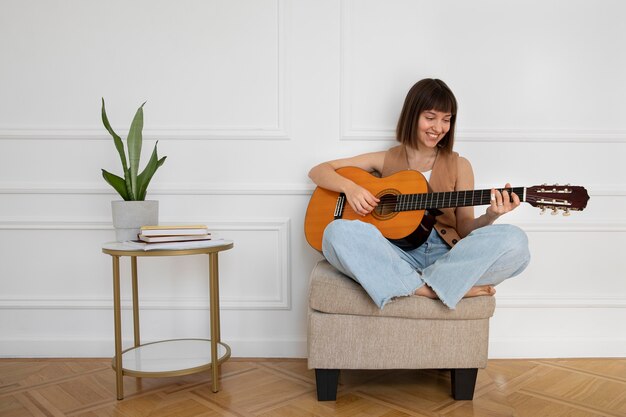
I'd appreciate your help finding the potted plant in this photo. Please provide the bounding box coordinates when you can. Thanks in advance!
[101,99,166,241]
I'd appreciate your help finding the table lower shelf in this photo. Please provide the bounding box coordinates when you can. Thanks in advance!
[112,338,231,378]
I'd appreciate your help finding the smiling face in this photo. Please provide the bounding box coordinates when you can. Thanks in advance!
[396,79,458,153]
[417,109,452,149]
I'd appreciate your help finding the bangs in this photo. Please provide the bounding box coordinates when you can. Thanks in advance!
[425,87,457,116]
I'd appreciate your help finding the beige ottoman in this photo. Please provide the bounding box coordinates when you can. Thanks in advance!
[307,260,495,401]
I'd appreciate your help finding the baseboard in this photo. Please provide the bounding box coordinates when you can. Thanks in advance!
[2,336,624,359]
[489,337,626,359]
[0,338,309,359]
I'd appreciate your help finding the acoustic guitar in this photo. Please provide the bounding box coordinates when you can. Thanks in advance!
[304,166,590,251]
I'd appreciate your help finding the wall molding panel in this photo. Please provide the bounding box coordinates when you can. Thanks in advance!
[206,218,292,309]
[0,219,624,233]
[0,126,292,141]
[0,0,290,142]
[0,218,292,310]
[340,127,626,143]
[0,182,623,197]
[2,294,623,312]
[338,1,626,143]
[1,215,625,236]
[456,129,626,143]
[0,295,287,311]
[0,182,316,196]
[495,296,626,309]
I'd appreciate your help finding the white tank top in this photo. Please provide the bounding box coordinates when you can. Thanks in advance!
[421,170,432,182]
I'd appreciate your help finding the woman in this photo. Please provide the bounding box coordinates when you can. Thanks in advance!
[308,78,530,309]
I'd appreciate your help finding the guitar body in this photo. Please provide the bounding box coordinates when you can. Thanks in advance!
[304,167,433,251]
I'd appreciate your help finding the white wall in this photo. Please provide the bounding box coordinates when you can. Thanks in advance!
[1,0,624,359]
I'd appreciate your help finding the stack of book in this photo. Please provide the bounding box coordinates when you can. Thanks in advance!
[123,224,222,251]
[138,225,211,243]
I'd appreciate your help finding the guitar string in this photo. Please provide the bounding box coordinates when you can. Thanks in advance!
[336,186,583,216]
[366,188,525,211]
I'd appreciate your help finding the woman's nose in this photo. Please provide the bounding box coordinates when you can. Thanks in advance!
[434,119,448,132]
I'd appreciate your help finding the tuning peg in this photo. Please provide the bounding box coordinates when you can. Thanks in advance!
[551,208,559,215]
[563,208,571,217]
[540,207,546,215]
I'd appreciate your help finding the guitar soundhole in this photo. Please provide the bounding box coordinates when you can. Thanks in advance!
[373,193,398,220]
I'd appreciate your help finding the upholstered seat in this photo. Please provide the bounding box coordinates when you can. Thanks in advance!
[307,260,495,401]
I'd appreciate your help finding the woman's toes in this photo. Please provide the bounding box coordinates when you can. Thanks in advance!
[464,285,496,298]
[414,285,438,299]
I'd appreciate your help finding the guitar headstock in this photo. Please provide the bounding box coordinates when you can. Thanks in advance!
[525,184,590,216]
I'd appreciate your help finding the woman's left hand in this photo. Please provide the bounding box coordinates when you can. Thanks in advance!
[486,183,521,220]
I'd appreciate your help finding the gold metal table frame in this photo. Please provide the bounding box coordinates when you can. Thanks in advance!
[102,241,234,400]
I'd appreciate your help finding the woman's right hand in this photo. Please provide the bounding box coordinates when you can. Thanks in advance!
[344,182,380,216]
[308,151,386,216]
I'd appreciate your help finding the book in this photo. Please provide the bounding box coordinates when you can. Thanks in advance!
[140,224,209,237]
[138,234,211,243]
[123,238,226,251]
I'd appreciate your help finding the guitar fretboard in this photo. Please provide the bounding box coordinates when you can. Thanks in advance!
[395,187,526,211]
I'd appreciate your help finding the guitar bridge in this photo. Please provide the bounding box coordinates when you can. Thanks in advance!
[334,193,346,219]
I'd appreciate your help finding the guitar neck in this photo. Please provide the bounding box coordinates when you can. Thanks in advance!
[396,187,526,211]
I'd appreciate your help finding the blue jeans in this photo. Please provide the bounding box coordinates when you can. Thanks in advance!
[322,220,530,309]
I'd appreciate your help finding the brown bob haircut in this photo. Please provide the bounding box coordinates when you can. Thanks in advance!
[396,78,458,153]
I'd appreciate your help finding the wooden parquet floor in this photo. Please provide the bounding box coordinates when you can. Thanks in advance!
[1,357,625,417]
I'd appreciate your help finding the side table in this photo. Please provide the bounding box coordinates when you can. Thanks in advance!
[102,240,234,400]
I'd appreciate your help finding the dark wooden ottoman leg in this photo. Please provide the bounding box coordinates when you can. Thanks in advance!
[450,368,478,400]
[315,369,340,401]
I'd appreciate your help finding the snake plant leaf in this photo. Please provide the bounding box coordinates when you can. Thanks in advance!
[102,169,130,201]
[126,102,145,199]
[136,142,166,200]
[124,167,136,200]
[101,99,128,173]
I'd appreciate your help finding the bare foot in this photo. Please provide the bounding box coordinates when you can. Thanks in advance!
[414,285,438,299]
[463,285,496,298]
[414,285,496,300]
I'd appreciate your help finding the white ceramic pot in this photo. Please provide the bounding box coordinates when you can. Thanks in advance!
[111,200,159,242]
